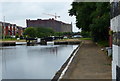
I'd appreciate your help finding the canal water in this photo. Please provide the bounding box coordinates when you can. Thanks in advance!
[1,45,78,79]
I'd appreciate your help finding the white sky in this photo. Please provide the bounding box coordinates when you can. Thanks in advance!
[0,0,80,32]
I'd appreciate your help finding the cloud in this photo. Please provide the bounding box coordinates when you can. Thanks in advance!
[1,0,74,2]
[0,3,3,20]
[1,2,69,20]
[1,1,80,32]
[2,2,44,20]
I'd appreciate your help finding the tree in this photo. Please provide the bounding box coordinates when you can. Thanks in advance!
[24,27,54,38]
[35,27,54,38]
[69,2,110,42]
[54,32,63,36]
[24,27,36,38]
[90,3,110,41]
[69,2,96,32]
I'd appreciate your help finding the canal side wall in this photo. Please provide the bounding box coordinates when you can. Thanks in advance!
[0,41,81,46]
[52,42,82,81]
[54,41,81,45]
[0,42,16,46]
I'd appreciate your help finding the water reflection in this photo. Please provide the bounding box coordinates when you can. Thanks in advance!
[1,45,78,79]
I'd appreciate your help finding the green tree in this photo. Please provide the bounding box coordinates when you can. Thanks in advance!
[81,31,91,38]
[69,2,96,32]
[35,27,54,38]
[24,27,54,38]
[53,32,62,37]
[69,2,110,42]
[24,27,36,38]
[90,2,110,41]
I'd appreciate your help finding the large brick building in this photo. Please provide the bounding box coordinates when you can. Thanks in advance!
[26,19,72,32]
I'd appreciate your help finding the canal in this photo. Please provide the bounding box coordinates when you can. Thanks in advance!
[1,45,78,79]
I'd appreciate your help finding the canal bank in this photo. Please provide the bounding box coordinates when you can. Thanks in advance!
[0,39,81,46]
[52,40,112,80]
[0,41,16,46]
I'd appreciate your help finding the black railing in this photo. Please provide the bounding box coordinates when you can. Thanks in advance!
[116,66,120,81]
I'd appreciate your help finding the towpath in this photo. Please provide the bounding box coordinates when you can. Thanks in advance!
[62,40,112,79]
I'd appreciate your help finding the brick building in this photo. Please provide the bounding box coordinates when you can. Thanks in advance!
[26,19,72,32]
[16,26,24,36]
[0,21,24,37]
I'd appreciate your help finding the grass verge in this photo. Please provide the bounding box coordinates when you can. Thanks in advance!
[0,38,26,42]
[79,38,92,40]
[97,41,109,47]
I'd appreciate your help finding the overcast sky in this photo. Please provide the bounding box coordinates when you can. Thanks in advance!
[0,0,80,32]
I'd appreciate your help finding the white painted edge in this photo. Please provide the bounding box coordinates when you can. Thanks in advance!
[57,42,83,81]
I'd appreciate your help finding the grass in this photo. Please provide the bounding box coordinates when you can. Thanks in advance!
[97,41,109,47]
[0,38,16,42]
[54,38,80,42]
[79,38,109,47]
[54,37,92,42]
[2,38,16,41]
[0,38,26,42]
[55,37,92,42]
[79,38,92,40]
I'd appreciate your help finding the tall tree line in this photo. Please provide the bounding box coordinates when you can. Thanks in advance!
[69,2,110,42]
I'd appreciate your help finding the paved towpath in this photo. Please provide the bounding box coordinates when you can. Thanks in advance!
[62,40,112,79]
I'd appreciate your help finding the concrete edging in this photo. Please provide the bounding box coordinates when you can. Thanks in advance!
[0,42,16,46]
[52,42,83,81]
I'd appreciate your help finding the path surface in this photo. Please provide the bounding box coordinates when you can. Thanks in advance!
[62,40,112,79]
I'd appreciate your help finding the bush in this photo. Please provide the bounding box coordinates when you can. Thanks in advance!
[16,34,19,38]
[97,41,109,47]
[24,27,55,38]
[81,31,91,38]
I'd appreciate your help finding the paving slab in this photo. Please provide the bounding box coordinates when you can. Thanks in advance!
[62,40,112,79]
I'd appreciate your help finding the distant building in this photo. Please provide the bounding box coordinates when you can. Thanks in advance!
[16,26,24,36]
[0,21,24,37]
[26,18,72,32]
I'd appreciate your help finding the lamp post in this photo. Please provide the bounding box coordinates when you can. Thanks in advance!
[3,16,5,40]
